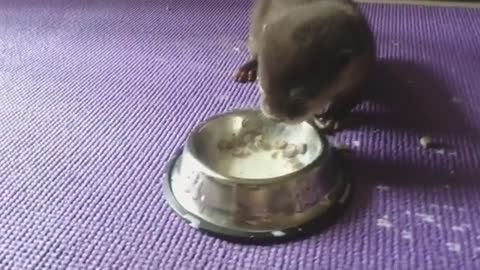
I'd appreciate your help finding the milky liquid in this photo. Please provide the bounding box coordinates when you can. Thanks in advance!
[204,116,322,180]
[216,148,301,179]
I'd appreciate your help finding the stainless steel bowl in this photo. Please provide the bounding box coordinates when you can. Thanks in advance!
[163,109,351,240]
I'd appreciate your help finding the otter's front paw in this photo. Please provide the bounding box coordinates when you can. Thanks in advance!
[313,116,341,134]
[233,60,258,83]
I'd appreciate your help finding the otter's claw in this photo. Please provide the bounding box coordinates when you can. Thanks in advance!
[313,117,341,134]
[233,60,258,83]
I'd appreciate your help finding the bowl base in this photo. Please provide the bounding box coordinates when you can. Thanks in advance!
[162,149,353,245]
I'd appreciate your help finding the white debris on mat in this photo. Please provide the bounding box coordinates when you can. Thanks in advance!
[452,225,466,232]
[443,205,455,211]
[376,185,390,191]
[216,93,230,101]
[448,151,457,156]
[352,140,361,147]
[446,242,461,253]
[401,230,413,240]
[415,213,435,223]
[377,216,393,228]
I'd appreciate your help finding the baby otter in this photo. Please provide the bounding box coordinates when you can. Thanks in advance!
[234,0,375,132]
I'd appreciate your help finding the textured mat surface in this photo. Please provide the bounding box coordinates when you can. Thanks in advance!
[0,0,479,269]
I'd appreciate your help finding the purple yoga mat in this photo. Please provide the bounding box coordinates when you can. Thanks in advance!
[0,0,479,269]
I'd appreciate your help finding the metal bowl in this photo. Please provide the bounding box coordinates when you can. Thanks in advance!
[163,109,351,241]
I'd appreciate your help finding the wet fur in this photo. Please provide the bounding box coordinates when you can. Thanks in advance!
[234,0,376,132]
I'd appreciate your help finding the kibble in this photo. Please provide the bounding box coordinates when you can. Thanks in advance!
[283,144,298,158]
[217,139,234,150]
[236,140,247,147]
[241,117,263,131]
[247,142,259,151]
[241,118,251,128]
[297,144,307,154]
[217,123,311,169]
[273,140,288,149]
[242,133,255,144]
[231,148,250,157]
[289,159,304,170]
[254,134,263,142]
[259,142,272,151]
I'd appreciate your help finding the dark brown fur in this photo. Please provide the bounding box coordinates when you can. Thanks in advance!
[234,0,376,132]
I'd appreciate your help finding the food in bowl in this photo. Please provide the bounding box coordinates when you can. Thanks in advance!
[213,118,316,179]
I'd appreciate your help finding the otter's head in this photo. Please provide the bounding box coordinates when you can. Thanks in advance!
[257,17,356,123]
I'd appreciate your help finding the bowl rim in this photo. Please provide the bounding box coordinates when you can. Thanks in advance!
[184,108,330,185]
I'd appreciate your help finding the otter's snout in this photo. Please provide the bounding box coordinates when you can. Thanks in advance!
[260,100,282,121]
[258,84,309,123]
[260,97,308,124]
